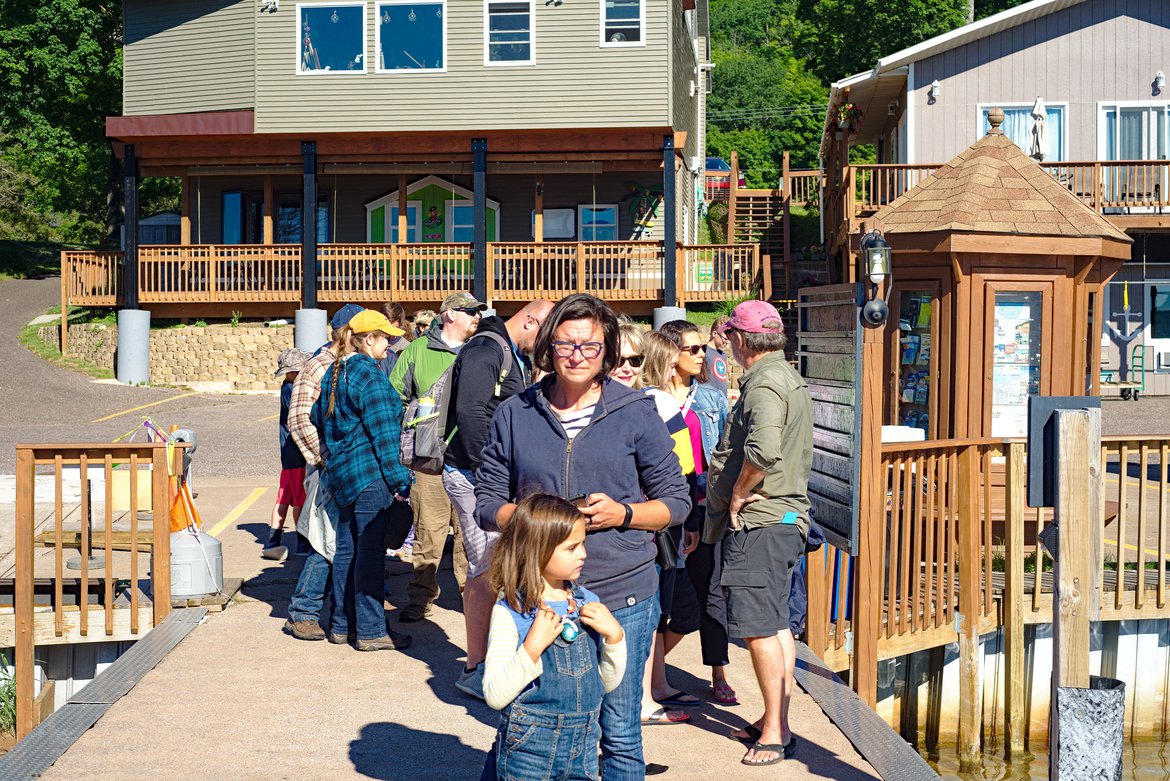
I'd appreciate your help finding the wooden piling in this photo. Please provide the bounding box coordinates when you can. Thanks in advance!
[1004,441,1027,757]
[956,445,983,769]
[1050,408,1100,773]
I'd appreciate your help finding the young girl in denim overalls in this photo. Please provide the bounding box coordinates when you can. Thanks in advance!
[482,495,627,781]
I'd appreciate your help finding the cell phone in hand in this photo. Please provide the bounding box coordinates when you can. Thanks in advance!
[570,494,590,509]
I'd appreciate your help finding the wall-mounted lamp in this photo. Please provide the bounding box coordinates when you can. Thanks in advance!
[535,181,544,197]
[929,80,941,100]
[888,101,898,116]
[259,0,278,12]
[1156,70,1166,94]
[859,230,892,326]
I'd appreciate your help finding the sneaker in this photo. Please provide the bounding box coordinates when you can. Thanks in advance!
[283,618,326,641]
[355,628,413,652]
[399,602,432,623]
[261,545,289,561]
[397,544,414,563]
[455,663,485,700]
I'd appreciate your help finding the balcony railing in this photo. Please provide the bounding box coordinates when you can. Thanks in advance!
[61,240,767,311]
[821,160,1170,244]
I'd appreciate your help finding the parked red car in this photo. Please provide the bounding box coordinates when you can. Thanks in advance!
[705,156,746,191]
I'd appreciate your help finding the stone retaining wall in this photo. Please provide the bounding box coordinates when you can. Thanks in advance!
[39,323,296,390]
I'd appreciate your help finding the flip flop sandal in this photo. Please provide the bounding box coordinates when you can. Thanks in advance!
[711,682,739,705]
[741,741,786,767]
[729,724,761,743]
[641,707,691,726]
[655,690,701,707]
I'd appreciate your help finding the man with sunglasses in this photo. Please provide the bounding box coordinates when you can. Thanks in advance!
[390,292,485,625]
[443,298,554,699]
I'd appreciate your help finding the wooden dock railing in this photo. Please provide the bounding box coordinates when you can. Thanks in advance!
[13,443,179,738]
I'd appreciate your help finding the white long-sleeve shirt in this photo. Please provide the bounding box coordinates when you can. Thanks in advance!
[483,603,627,711]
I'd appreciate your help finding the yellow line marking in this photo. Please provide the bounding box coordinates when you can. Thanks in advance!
[207,487,267,538]
[1103,537,1168,559]
[257,414,279,422]
[92,392,200,423]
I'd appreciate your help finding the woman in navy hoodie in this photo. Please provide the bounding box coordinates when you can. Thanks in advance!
[475,294,691,781]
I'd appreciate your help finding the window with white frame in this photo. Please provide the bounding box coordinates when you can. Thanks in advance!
[601,0,643,46]
[578,204,618,241]
[298,4,366,74]
[447,202,474,243]
[389,203,421,243]
[485,1,534,65]
[377,1,445,71]
[978,104,1066,161]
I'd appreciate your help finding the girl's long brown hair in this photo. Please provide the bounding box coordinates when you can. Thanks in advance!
[325,324,356,418]
[641,331,680,390]
[488,494,584,614]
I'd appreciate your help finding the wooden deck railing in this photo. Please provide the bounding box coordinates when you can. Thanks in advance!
[787,169,822,206]
[62,250,122,307]
[823,159,1170,249]
[63,241,759,313]
[807,433,1170,699]
[13,443,179,738]
[680,244,766,302]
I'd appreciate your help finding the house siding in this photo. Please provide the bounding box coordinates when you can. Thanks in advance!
[251,1,671,133]
[670,0,699,162]
[909,0,1170,163]
[123,0,255,116]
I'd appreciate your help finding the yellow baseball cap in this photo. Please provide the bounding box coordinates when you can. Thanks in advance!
[348,309,405,337]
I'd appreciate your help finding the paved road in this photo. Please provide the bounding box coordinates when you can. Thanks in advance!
[0,277,278,479]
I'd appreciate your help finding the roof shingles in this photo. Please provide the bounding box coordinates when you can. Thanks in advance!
[873,128,1130,243]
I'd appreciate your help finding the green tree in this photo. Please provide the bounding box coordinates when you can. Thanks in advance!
[0,0,123,243]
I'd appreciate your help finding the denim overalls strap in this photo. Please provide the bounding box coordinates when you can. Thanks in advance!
[496,584,605,781]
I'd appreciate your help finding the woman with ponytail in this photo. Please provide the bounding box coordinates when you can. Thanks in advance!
[312,309,413,651]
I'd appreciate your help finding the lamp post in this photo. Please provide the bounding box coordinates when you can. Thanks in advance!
[859,229,891,326]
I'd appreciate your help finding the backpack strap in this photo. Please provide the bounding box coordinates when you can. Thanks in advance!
[466,330,514,397]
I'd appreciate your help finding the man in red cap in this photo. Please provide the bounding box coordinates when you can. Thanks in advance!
[704,300,812,767]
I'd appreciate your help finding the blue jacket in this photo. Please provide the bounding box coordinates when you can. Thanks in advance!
[475,377,692,611]
[690,382,728,465]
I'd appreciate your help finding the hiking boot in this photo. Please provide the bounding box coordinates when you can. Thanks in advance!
[399,602,432,623]
[283,618,325,641]
[328,632,351,645]
[455,662,485,700]
[261,544,289,561]
[355,628,413,652]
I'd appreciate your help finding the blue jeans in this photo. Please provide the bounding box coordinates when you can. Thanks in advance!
[331,479,392,641]
[599,594,660,780]
[288,549,332,624]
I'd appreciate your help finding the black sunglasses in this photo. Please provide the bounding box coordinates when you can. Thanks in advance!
[618,354,645,368]
[680,344,705,356]
[454,307,482,317]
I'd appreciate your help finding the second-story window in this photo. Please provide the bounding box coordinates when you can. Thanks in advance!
[298,3,367,74]
[378,1,446,71]
[601,0,643,46]
[485,1,534,66]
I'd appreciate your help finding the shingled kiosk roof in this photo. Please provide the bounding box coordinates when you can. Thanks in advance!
[873,108,1130,245]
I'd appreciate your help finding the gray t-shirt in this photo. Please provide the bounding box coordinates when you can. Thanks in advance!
[703,345,729,397]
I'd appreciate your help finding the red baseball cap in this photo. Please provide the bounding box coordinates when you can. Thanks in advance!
[719,300,785,335]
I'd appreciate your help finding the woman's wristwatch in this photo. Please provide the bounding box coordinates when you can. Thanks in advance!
[619,503,633,531]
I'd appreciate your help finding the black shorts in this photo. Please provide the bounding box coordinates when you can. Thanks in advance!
[720,523,804,639]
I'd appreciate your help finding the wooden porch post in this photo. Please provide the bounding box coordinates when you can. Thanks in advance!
[262,175,274,245]
[663,135,678,308]
[782,151,792,298]
[728,151,739,244]
[180,174,191,245]
[534,176,544,242]
[60,253,69,357]
[472,138,488,302]
[398,175,408,243]
[123,144,139,309]
[851,290,886,706]
[301,141,318,309]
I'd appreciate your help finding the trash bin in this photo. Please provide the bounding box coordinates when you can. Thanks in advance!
[1054,676,1124,781]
